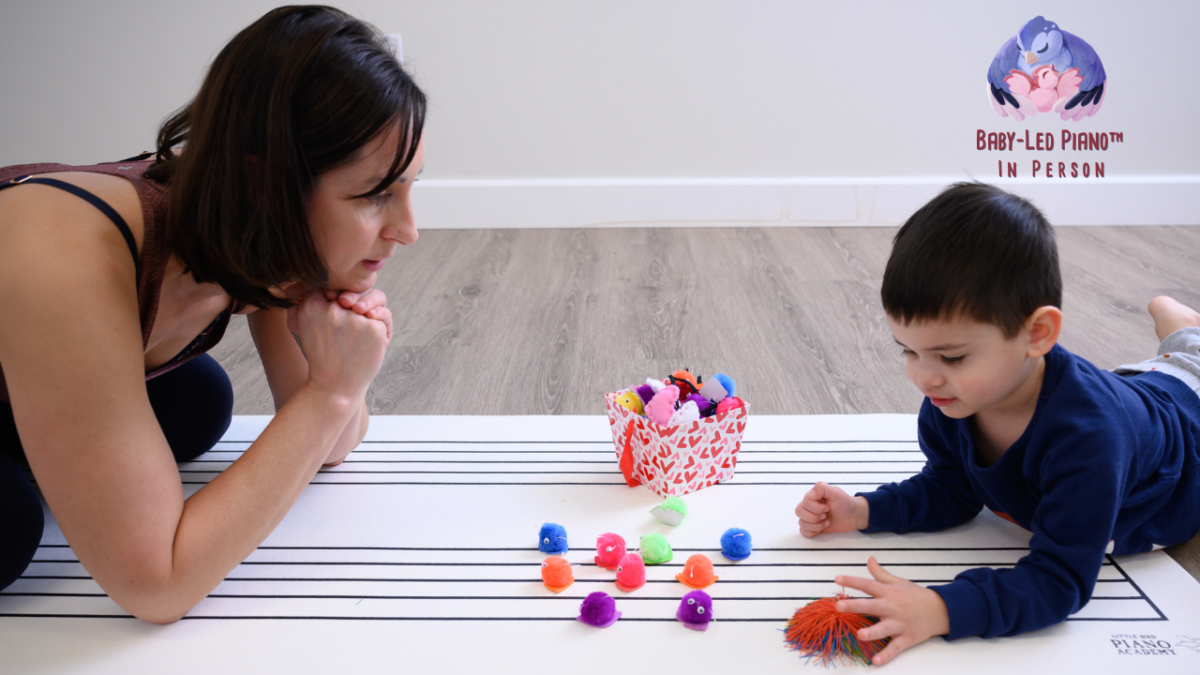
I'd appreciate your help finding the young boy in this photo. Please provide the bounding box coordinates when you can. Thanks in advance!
[796,182,1200,665]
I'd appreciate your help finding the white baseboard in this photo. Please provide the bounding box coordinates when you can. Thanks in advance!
[411,176,1200,228]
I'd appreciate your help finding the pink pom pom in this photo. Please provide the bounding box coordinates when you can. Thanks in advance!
[716,396,745,415]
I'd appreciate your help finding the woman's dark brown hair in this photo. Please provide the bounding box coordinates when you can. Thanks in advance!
[146,5,426,308]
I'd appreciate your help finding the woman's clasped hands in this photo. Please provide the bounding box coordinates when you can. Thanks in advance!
[286,287,392,401]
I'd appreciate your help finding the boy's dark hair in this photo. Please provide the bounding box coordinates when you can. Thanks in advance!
[881,182,1061,338]
[145,5,426,309]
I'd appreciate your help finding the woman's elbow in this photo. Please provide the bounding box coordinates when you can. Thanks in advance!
[108,581,199,625]
[136,608,188,625]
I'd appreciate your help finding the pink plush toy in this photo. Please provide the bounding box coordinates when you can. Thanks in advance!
[645,384,680,426]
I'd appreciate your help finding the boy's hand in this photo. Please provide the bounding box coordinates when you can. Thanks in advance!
[796,481,869,537]
[835,556,950,666]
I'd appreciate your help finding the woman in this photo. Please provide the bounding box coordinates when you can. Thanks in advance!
[0,5,425,623]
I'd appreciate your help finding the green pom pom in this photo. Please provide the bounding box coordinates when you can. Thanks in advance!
[650,497,688,526]
[639,532,673,564]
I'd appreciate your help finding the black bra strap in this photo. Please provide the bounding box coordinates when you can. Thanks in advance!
[1,175,141,275]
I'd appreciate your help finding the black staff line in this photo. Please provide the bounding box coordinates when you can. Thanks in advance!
[0,614,1165,623]
[2,591,1145,602]
[36,544,1036,551]
[19,575,1002,584]
[182,456,926,461]
[212,439,920,446]
[27,560,1043,569]
[181,481,906,486]
[178,470,917,476]
[179,481,937,486]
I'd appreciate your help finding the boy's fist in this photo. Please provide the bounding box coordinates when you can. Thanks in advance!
[796,481,870,537]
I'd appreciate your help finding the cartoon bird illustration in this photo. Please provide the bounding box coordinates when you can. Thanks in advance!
[987,16,1106,121]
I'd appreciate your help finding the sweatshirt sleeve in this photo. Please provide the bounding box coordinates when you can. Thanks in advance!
[858,401,983,534]
[929,420,1133,639]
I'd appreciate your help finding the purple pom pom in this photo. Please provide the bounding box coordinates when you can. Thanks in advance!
[684,393,716,417]
[676,590,714,630]
[577,591,621,627]
[635,384,656,405]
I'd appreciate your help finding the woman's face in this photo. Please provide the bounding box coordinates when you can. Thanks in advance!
[307,123,425,293]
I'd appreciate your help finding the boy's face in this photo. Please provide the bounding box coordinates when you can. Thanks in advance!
[888,315,1041,419]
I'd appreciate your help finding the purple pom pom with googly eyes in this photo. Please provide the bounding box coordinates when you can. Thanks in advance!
[676,590,714,630]
[577,591,621,627]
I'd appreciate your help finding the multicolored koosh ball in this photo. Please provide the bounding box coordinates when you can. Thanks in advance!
[538,523,568,554]
[784,593,889,666]
[720,528,753,561]
[677,590,714,631]
[650,496,688,526]
[639,532,673,564]
[576,592,621,628]
[594,533,627,570]
[614,553,646,592]
[541,556,574,593]
[675,553,719,589]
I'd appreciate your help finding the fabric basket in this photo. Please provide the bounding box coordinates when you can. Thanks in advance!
[604,390,749,497]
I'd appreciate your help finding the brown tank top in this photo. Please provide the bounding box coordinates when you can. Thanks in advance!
[0,158,243,403]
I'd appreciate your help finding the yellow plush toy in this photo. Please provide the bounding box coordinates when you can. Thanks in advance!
[615,389,644,415]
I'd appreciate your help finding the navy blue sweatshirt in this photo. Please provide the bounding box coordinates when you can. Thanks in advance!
[859,344,1200,640]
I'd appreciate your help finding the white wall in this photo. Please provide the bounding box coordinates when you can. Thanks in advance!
[2,1,1197,226]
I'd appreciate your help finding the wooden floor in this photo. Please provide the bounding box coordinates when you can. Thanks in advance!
[209,225,1200,581]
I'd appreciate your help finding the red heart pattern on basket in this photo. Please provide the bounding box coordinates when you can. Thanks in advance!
[605,391,749,498]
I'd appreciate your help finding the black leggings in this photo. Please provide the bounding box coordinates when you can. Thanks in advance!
[0,353,233,591]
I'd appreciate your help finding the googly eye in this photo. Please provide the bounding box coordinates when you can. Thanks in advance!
[687,598,695,605]
[606,546,614,553]
[543,537,550,544]
[541,562,548,567]
[617,566,623,573]
[697,606,705,614]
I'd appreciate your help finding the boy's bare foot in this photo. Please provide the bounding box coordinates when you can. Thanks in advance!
[1148,296,1200,341]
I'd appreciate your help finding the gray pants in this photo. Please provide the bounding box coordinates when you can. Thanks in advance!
[1112,326,1200,395]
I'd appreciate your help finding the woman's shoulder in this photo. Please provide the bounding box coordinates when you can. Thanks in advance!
[0,170,152,353]
[0,163,154,252]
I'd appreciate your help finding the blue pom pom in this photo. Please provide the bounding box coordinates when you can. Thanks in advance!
[539,523,568,554]
[719,527,752,561]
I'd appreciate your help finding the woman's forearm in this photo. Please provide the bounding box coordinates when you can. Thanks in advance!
[121,383,358,623]
[325,400,369,465]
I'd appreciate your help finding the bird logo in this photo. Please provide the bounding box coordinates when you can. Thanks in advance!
[987,16,1106,122]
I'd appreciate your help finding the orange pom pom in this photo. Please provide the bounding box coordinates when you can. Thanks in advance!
[783,593,889,667]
